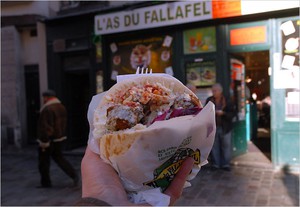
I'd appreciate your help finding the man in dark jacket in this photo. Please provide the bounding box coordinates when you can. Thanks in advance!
[205,83,236,171]
[37,90,79,188]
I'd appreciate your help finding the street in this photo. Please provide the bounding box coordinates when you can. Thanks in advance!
[1,146,82,206]
[1,143,299,206]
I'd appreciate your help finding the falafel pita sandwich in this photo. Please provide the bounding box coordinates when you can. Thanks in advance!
[88,74,216,206]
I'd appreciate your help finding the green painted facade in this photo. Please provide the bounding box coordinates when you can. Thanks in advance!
[228,17,300,171]
[270,17,299,171]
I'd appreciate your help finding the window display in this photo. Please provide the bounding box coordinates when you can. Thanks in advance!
[110,35,173,80]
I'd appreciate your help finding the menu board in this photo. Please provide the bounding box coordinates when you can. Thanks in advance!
[183,27,216,54]
[186,59,216,87]
[110,35,173,80]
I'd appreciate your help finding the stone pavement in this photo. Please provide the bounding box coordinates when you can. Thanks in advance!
[175,142,299,206]
[1,145,83,206]
[1,142,299,206]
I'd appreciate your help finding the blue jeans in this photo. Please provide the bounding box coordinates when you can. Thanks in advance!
[211,127,232,168]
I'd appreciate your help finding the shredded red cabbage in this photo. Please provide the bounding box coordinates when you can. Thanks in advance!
[152,107,202,124]
[153,111,169,122]
[170,107,202,118]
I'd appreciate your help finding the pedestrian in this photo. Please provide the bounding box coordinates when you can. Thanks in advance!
[37,90,79,188]
[205,83,236,171]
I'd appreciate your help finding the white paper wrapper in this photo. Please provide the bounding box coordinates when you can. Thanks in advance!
[87,92,216,206]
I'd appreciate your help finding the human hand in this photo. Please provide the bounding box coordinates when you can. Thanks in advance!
[37,140,50,151]
[81,147,194,206]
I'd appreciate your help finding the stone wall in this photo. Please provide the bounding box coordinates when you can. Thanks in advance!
[1,26,27,148]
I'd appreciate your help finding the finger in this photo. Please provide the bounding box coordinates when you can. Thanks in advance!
[164,157,194,205]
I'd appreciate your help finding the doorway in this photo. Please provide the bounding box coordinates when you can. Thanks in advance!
[24,65,40,144]
[231,51,271,160]
[64,71,90,149]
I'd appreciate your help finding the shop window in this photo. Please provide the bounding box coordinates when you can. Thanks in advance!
[109,35,174,80]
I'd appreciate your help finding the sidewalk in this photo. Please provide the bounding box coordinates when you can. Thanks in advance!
[1,145,84,206]
[1,142,299,206]
[176,142,299,206]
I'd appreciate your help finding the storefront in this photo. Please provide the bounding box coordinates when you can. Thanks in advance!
[45,13,97,149]
[45,1,299,170]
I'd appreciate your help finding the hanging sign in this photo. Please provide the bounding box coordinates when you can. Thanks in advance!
[94,1,299,35]
[95,1,212,35]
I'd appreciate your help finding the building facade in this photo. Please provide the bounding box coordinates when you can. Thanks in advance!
[45,1,300,170]
[1,1,61,147]
[1,1,299,171]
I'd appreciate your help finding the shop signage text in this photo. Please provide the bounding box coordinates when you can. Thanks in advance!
[95,1,212,35]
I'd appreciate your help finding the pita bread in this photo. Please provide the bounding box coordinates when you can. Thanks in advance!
[93,76,201,160]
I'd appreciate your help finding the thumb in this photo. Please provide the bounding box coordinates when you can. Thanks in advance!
[164,157,194,205]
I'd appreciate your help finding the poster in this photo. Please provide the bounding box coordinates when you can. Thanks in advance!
[110,35,173,77]
[281,19,299,70]
[186,60,216,87]
[274,19,300,89]
[183,26,216,54]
